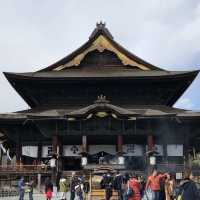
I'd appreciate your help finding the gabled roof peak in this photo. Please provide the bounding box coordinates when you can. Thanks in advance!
[96,21,106,28]
[94,95,110,104]
[89,21,113,40]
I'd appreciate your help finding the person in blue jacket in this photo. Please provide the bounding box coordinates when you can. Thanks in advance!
[18,177,25,200]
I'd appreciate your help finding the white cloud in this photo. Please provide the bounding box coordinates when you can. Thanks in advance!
[175,98,194,110]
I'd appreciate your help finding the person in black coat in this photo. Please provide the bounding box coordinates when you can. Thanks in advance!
[113,171,124,200]
[100,173,113,200]
[70,172,78,200]
[178,169,200,200]
[159,174,166,200]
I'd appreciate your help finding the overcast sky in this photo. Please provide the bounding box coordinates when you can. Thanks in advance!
[0,0,200,112]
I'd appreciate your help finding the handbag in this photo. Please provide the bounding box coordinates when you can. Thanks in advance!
[143,188,154,200]
[126,181,134,198]
[177,190,184,200]
[177,188,185,200]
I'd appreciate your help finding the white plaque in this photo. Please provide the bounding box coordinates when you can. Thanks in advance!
[167,144,183,156]
[22,146,38,158]
[63,145,81,157]
[42,146,53,158]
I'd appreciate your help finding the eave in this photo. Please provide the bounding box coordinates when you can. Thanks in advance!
[3,70,199,108]
[4,70,199,80]
[1,104,200,121]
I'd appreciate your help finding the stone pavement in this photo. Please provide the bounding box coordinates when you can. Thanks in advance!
[0,191,72,200]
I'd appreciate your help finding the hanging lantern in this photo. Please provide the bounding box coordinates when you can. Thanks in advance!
[149,156,156,165]
[81,157,88,166]
[50,157,56,168]
[118,156,125,165]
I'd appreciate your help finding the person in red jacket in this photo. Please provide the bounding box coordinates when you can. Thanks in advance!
[145,169,167,200]
[128,173,141,200]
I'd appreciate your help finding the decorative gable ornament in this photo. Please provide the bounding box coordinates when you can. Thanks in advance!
[53,35,150,71]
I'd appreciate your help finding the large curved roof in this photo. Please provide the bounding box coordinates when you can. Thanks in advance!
[3,23,199,108]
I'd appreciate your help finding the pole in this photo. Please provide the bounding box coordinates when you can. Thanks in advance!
[52,135,58,186]
[37,173,41,192]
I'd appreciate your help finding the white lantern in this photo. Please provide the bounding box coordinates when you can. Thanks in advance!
[118,156,125,165]
[50,158,56,168]
[149,156,156,165]
[81,157,87,166]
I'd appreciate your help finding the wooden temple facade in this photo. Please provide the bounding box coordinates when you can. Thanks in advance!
[0,22,200,175]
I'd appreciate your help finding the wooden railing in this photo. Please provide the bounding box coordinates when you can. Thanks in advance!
[0,163,192,174]
[0,165,51,173]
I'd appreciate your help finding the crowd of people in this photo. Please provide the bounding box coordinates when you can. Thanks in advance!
[101,168,200,200]
[43,171,90,200]
[17,168,200,200]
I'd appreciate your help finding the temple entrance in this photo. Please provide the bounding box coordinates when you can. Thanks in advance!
[88,146,117,165]
[62,157,81,170]
[87,135,117,165]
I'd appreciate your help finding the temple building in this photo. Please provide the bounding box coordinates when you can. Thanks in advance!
[0,22,200,175]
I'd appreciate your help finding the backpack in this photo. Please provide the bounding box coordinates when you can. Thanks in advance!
[176,182,191,200]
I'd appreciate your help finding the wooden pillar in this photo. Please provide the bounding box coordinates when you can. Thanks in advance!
[37,143,42,164]
[117,135,125,165]
[147,135,154,152]
[0,149,2,166]
[117,135,123,153]
[147,134,155,174]
[52,135,59,155]
[16,142,22,166]
[58,140,63,172]
[184,131,190,168]
[81,135,88,166]
[82,135,87,153]
[162,139,167,162]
